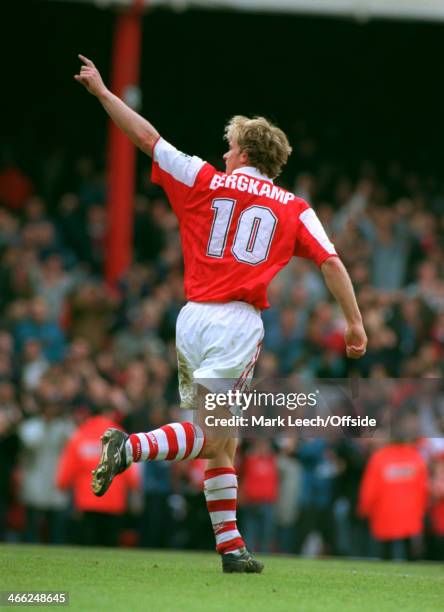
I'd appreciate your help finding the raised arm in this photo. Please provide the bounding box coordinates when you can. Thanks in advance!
[320,256,367,359]
[74,54,159,156]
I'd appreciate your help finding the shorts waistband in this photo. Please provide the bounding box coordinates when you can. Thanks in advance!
[187,300,260,315]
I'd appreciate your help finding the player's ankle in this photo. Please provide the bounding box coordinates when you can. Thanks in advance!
[223,548,244,557]
[124,439,134,466]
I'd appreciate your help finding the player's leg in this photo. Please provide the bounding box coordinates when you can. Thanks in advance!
[92,371,232,496]
[92,308,206,496]
[203,437,263,573]
[204,438,242,554]
[92,418,231,497]
[93,301,263,572]
[188,302,263,571]
[92,420,261,571]
[92,421,209,497]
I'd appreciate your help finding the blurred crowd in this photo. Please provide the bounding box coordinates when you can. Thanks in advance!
[1,134,444,560]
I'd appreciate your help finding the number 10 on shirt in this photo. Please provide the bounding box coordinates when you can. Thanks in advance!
[207,199,277,266]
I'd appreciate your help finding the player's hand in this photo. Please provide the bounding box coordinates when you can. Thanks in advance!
[74,54,107,97]
[344,322,367,359]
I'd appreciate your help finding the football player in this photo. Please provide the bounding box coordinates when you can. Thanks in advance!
[75,55,367,573]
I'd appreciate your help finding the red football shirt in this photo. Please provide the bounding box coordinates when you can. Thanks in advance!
[152,138,337,309]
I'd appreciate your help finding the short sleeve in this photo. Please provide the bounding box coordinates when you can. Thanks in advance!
[294,206,338,267]
[151,138,206,218]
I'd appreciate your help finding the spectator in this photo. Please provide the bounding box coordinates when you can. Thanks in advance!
[360,205,413,291]
[113,299,166,366]
[0,156,34,210]
[56,406,140,547]
[69,283,117,351]
[295,438,339,555]
[240,439,279,553]
[14,297,66,363]
[358,411,428,560]
[28,253,77,321]
[275,437,302,553]
[140,461,173,549]
[84,205,107,272]
[21,339,50,391]
[18,399,73,544]
[332,437,367,557]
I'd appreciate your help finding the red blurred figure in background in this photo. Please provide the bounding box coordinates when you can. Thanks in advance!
[358,411,428,560]
[0,154,34,211]
[56,407,140,546]
[239,440,279,553]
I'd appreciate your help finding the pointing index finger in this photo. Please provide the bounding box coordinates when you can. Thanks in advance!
[78,54,94,67]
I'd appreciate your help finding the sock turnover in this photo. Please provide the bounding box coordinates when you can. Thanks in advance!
[127,422,205,462]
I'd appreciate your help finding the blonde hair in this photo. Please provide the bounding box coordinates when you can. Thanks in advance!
[224,115,292,179]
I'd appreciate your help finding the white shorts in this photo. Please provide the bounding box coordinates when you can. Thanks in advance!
[176,301,264,409]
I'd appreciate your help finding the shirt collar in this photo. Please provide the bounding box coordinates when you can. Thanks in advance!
[232,166,273,183]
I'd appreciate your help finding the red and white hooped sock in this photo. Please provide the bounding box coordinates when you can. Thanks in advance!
[126,422,205,463]
[204,467,245,555]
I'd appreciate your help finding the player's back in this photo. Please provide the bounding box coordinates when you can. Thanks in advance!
[152,138,337,309]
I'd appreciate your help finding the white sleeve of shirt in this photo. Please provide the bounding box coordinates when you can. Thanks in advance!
[153,138,205,188]
[299,208,337,255]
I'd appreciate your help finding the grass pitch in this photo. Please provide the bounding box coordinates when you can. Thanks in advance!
[1,545,443,611]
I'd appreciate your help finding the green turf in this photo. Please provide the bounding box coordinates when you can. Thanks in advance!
[0,545,443,611]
